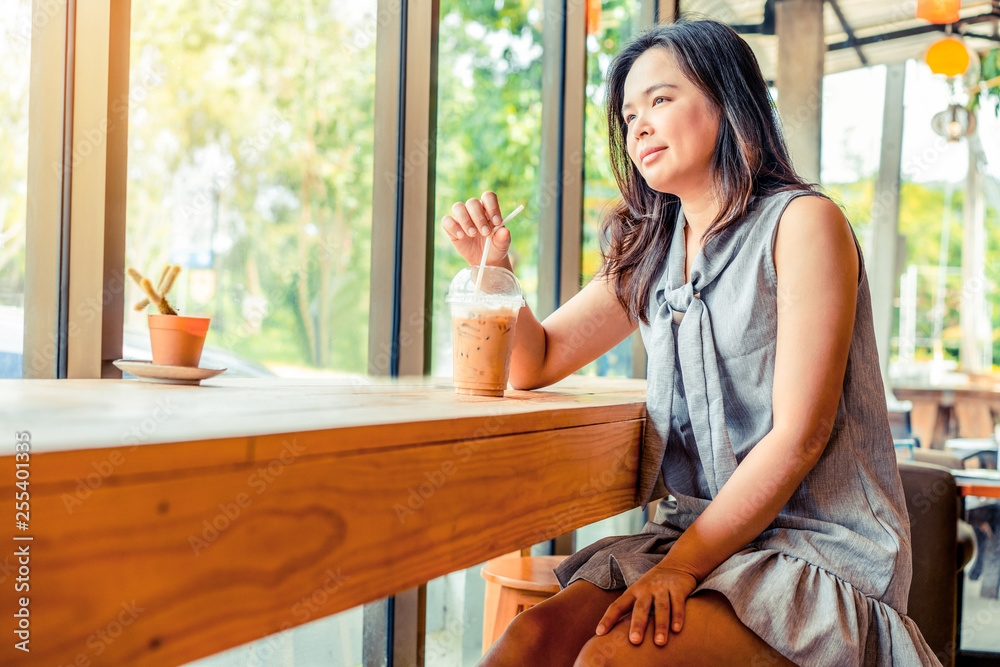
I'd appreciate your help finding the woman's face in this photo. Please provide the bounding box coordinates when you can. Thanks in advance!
[621,47,720,196]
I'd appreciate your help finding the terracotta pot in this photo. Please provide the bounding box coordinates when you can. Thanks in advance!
[148,314,211,367]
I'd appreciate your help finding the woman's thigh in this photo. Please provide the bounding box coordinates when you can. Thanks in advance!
[573,590,797,667]
[479,579,620,667]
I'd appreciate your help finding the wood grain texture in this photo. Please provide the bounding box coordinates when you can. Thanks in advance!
[0,376,646,666]
[1,376,647,456]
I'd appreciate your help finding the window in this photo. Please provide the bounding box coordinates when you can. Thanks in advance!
[578,0,639,379]
[185,608,363,667]
[0,3,32,378]
[430,0,544,378]
[125,0,377,378]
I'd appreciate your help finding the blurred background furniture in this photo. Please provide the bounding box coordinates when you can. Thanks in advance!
[898,460,977,667]
[480,554,568,653]
[893,385,1000,449]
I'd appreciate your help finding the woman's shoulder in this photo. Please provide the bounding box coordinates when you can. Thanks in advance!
[738,189,857,289]
[773,191,859,286]
[754,187,838,219]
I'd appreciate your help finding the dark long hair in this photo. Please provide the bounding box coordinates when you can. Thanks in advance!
[599,19,813,325]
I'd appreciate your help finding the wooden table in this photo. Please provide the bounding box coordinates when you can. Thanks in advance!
[0,376,647,666]
[893,383,1000,449]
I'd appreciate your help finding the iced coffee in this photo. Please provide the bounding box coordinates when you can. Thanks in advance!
[446,266,525,397]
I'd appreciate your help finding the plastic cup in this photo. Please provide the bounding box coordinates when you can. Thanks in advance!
[445,265,525,397]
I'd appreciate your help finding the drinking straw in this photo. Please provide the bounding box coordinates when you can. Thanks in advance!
[474,204,524,294]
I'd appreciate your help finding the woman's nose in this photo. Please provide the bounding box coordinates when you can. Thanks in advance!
[632,112,652,137]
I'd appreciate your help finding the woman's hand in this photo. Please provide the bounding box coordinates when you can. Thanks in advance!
[440,191,512,268]
[595,564,699,647]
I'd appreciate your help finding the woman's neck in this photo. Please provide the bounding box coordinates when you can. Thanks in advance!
[678,192,721,245]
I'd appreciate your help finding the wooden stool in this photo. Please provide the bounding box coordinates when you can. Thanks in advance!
[481,555,568,654]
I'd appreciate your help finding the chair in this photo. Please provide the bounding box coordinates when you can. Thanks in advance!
[944,437,998,470]
[912,445,1000,600]
[480,554,568,654]
[898,460,977,667]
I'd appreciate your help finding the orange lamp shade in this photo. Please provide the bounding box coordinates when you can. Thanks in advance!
[925,38,970,76]
[916,0,960,24]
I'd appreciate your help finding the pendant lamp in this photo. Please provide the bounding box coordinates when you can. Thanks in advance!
[931,104,975,142]
[925,37,970,76]
[916,0,961,24]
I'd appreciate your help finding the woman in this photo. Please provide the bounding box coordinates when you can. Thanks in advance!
[441,19,939,667]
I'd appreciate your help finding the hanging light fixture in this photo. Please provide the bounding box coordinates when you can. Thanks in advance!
[925,37,970,76]
[931,104,976,142]
[916,0,961,24]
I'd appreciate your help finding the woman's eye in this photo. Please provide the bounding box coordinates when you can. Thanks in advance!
[625,114,635,123]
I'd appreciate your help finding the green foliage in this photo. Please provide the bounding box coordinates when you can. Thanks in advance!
[826,177,1000,366]
[126,0,377,372]
[583,0,638,285]
[970,48,1000,117]
[430,0,547,372]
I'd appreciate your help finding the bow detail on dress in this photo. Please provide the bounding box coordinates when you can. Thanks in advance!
[638,206,757,507]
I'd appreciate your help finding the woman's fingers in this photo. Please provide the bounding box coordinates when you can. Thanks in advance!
[488,227,511,262]
[669,588,686,634]
[451,201,477,237]
[596,593,635,636]
[627,596,652,645]
[480,191,503,227]
[440,215,465,240]
[652,594,671,646]
[465,198,491,236]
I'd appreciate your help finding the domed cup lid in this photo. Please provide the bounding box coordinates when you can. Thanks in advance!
[445,265,525,310]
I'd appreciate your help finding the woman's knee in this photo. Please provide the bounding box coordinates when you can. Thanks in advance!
[490,602,562,657]
[502,606,550,648]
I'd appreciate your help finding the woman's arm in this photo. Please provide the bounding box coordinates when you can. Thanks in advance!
[598,195,860,645]
[507,275,638,389]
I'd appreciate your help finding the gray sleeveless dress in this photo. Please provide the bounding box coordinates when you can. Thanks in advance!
[554,191,941,666]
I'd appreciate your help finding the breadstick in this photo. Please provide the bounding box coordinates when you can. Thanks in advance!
[129,268,152,311]
[155,264,171,291]
[140,277,177,315]
[135,264,178,311]
[159,265,181,297]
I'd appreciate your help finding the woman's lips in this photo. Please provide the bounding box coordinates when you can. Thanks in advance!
[641,147,666,164]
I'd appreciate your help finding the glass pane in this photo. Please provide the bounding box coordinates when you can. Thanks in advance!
[960,498,1000,653]
[430,0,544,378]
[125,0,376,378]
[0,2,32,379]
[424,563,488,666]
[820,65,886,257]
[578,0,639,380]
[893,60,968,373]
[183,606,363,667]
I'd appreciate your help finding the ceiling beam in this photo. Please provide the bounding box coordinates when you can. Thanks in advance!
[730,0,775,35]
[827,0,867,65]
[827,12,1000,51]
